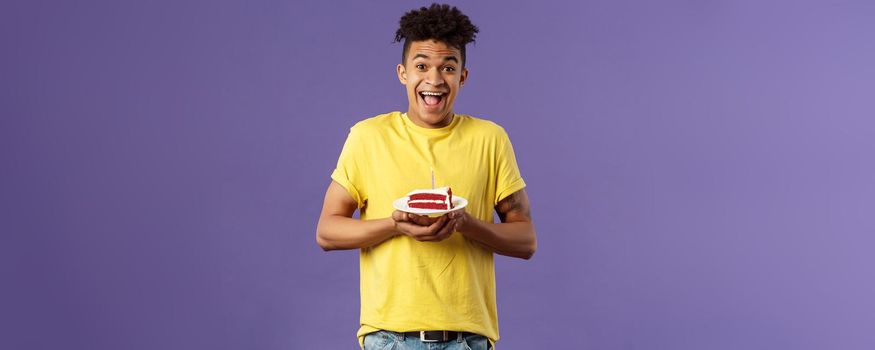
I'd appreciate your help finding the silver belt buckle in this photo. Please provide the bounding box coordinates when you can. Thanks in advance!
[420,331,446,343]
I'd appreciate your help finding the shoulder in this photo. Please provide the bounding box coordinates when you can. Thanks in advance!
[456,114,511,140]
[349,111,403,135]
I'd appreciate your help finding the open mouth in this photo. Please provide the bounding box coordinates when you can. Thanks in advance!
[419,91,446,107]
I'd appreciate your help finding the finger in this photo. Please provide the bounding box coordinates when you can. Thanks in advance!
[396,221,430,240]
[426,215,449,233]
[452,212,466,231]
[409,214,435,226]
[406,213,422,225]
[425,214,441,226]
[392,210,409,223]
[434,218,457,240]
[411,217,447,241]
[419,217,454,242]
[453,219,464,232]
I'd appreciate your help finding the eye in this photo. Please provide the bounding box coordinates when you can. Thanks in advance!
[442,66,456,72]
[416,64,426,70]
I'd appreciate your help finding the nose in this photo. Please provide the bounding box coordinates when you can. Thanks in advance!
[426,67,445,86]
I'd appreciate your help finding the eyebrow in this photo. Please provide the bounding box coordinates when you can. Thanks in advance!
[413,53,459,63]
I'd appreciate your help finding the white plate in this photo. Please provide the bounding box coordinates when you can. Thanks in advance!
[393,196,468,216]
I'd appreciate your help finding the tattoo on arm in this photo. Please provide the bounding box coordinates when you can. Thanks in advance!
[496,190,531,223]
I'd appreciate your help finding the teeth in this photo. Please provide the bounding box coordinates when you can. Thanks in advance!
[420,91,445,96]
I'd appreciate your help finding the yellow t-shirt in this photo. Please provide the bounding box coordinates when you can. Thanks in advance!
[330,111,526,347]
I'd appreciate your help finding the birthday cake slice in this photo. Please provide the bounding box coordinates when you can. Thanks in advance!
[407,186,454,210]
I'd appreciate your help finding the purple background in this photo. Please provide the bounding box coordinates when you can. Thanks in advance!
[3,0,874,349]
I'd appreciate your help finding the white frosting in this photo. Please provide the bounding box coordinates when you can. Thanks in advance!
[406,186,451,196]
[408,200,447,205]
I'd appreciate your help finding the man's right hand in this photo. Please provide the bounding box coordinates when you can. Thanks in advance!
[391,210,457,242]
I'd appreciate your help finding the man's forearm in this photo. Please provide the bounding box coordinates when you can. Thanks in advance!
[316,215,397,251]
[459,217,537,259]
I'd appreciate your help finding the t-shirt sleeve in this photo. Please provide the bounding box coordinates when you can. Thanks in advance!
[494,130,527,205]
[330,126,366,208]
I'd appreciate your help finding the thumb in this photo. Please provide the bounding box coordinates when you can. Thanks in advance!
[393,210,408,222]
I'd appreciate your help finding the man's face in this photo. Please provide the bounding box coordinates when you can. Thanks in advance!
[397,40,468,128]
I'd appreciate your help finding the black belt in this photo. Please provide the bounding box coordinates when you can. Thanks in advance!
[402,330,466,342]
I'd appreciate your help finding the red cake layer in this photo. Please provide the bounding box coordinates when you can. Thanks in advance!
[409,202,451,210]
[410,193,447,201]
[406,187,454,210]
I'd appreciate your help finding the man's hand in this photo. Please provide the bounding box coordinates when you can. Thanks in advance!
[453,189,537,259]
[391,210,464,242]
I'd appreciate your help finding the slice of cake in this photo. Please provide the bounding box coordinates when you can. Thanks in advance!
[407,186,454,210]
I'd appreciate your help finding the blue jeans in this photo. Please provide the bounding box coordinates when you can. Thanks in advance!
[363,331,491,350]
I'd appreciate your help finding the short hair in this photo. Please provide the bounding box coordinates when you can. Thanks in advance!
[394,3,479,68]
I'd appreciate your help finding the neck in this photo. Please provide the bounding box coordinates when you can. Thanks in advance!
[406,109,455,129]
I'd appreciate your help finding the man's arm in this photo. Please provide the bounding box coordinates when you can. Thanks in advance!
[316,181,460,250]
[455,189,537,259]
[316,181,394,250]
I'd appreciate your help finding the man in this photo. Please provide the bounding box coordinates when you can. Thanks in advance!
[316,4,536,349]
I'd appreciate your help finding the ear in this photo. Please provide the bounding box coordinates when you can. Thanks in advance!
[397,64,407,85]
[460,68,469,86]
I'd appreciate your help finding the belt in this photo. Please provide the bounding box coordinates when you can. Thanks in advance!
[402,330,466,343]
